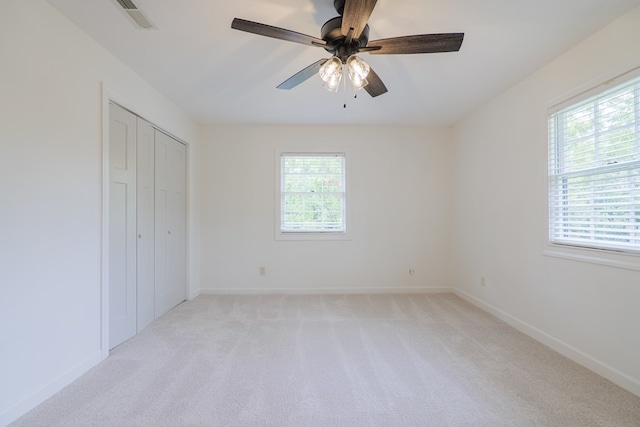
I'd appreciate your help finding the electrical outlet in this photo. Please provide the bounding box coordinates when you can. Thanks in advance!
[480,276,486,287]
[409,268,415,276]
[259,266,266,276]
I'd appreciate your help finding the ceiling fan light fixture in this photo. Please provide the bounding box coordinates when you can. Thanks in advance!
[346,55,370,91]
[231,0,464,100]
[319,57,343,92]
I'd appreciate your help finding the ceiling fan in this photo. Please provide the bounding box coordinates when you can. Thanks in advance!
[231,0,464,98]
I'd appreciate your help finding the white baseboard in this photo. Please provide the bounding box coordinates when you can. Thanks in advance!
[199,286,454,295]
[0,351,102,426]
[453,288,640,398]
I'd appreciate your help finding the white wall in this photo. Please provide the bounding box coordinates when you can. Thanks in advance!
[452,6,640,396]
[199,125,453,293]
[0,1,200,424]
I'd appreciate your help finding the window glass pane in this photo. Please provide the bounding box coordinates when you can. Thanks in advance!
[597,89,634,132]
[323,194,342,211]
[323,175,343,192]
[281,153,346,233]
[284,194,304,211]
[599,128,637,164]
[548,72,640,253]
[566,106,594,141]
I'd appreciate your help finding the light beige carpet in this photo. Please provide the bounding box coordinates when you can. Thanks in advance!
[11,293,640,426]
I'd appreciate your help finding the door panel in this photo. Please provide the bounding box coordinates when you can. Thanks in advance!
[108,103,137,349]
[168,139,186,309]
[155,131,186,318]
[154,137,169,317]
[136,119,155,332]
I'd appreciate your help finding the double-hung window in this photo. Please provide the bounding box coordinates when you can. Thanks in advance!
[276,151,349,240]
[548,69,640,254]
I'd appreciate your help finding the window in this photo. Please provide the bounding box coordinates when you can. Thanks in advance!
[276,151,349,240]
[548,69,640,254]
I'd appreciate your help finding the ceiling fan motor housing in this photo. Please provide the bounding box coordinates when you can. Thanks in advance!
[321,16,370,59]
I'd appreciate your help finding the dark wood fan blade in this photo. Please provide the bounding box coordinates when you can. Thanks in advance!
[341,0,377,39]
[364,67,387,97]
[368,33,464,55]
[232,18,327,48]
[277,59,329,90]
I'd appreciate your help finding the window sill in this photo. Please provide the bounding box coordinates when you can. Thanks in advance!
[275,231,351,241]
[543,244,640,272]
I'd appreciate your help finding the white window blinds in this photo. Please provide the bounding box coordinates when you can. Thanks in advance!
[548,70,640,253]
[280,153,346,233]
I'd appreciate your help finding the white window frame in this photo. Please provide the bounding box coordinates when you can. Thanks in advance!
[275,148,351,241]
[545,66,640,270]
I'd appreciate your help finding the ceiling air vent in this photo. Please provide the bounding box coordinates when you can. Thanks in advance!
[114,0,155,29]
[115,0,137,9]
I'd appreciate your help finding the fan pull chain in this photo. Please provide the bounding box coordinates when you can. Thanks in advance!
[343,65,347,108]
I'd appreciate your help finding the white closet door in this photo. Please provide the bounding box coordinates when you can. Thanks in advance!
[168,135,186,309]
[108,103,137,348]
[155,131,186,318]
[136,119,155,332]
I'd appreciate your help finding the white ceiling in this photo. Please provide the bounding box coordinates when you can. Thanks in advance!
[48,0,639,126]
